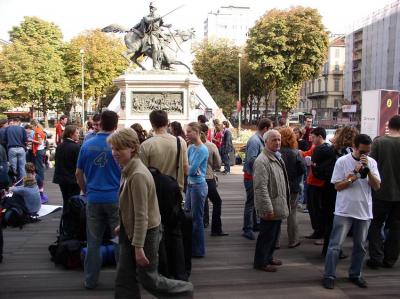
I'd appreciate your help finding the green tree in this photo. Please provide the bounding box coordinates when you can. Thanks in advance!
[64,30,128,113]
[0,17,69,127]
[247,7,329,115]
[193,39,241,116]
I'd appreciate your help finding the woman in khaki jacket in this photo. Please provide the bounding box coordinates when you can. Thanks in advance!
[107,128,192,298]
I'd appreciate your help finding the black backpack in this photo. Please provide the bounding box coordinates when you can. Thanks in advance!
[1,193,38,228]
[148,137,184,228]
[48,238,82,269]
[311,143,337,181]
[59,195,87,241]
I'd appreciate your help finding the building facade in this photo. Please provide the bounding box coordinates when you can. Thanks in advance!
[204,6,252,46]
[296,35,346,127]
[344,1,400,106]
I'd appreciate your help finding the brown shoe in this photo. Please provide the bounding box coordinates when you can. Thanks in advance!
[270,259,283,266]
[260,265,278,272]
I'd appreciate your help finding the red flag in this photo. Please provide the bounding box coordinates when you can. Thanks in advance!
[236,101,241,112]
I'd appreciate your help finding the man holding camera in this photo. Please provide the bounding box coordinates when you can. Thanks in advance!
[323,134,381,290]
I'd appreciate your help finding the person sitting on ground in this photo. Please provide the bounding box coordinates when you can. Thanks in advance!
[108,128,193,298]
[10,162,41,215]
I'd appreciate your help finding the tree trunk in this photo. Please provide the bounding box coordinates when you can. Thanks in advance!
[274,96,279,126]
[256,96,261,121]
[249,95,254,125]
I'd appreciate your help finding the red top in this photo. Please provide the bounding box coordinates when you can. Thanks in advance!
[212,131,222,149]
[243,171,253,181]
[32,127,45,156]
[302,145,325,187]
[55,123,63,145]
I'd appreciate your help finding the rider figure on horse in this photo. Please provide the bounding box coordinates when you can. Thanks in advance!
[130,1,171,69]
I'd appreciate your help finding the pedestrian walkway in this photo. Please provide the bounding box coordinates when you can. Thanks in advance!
[0,166,399,298]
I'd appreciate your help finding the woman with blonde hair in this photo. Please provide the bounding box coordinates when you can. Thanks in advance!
[278,127,306,248]
[185,122,209,257]
[108,128,192,298]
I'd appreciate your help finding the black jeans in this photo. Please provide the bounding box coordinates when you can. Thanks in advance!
[368,200,400,266]
[307,185,325,238]
[59,183,81,207]
[254,219,281,268]
[205,179,223,234]
[322,184,337,255]
[0,224,3,262]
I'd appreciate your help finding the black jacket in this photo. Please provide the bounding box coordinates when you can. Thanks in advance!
[280,147,306,194]
[53,139,81,185]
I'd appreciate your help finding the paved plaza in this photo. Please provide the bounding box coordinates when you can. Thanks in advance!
[0,166,399,298]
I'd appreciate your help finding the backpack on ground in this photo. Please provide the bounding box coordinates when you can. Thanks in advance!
[48,237,82,269]
[1,194,38,228]
[60,195,87,241]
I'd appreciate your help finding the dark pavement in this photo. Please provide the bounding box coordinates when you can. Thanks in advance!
[0,166,399,298]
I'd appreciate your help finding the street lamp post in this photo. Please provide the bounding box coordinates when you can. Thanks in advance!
[80,48,85,131]
[238,53,242,138]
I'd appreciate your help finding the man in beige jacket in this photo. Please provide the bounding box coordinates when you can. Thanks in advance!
[253,129,290,272]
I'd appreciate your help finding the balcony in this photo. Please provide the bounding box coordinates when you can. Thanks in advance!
[307,91,328,99]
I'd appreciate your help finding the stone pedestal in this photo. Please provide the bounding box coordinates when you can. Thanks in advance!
[113,70,205,130]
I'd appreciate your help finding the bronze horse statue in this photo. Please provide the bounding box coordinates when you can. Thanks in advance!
[102,25,195,73]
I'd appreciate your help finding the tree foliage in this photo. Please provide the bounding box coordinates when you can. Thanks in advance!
[247,6,329,112]
[192,39,240,115]
[0,17,69,127]
[64,30,128,111]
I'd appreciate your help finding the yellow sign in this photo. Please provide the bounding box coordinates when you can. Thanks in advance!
[387,98,392,108]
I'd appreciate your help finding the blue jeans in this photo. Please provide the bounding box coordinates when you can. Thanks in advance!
[221,152,230,173]
[243,179,258,233]
[8,147,26,181]
[324,215,370,279]
[33,149,45,188]
[85,202,119,288]
[184,182,208,257]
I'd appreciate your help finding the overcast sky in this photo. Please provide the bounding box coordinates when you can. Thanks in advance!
[0,0,395,41]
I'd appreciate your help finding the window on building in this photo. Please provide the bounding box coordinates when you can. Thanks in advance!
[334,79,340,91]
[318,79,321,92]
[308,82,311,93]
[334,99,339,108]
[312,81,315,93]
[335,63,340,71]
[335,48,340,58]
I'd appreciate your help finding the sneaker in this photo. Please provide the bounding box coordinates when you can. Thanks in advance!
[322,278,335,289]
[242,231,255,240]
[349,277,368,288]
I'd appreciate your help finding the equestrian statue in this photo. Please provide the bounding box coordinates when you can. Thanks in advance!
[102,2,194,73]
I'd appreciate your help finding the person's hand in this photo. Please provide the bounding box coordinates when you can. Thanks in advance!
[360,154,368,166]
[354,163,363,173]
[135,247,150,267]
[114,225,120,236]
[346,173,358,183]
[262,211,274,221]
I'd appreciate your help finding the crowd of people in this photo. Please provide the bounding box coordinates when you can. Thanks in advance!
[1,111,400,295]
[243,115,400,291]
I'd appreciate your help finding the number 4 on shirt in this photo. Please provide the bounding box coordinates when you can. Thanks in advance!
[94,152,107,167]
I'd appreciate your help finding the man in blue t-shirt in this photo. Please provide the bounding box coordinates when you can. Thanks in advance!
[76,110,121,290]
